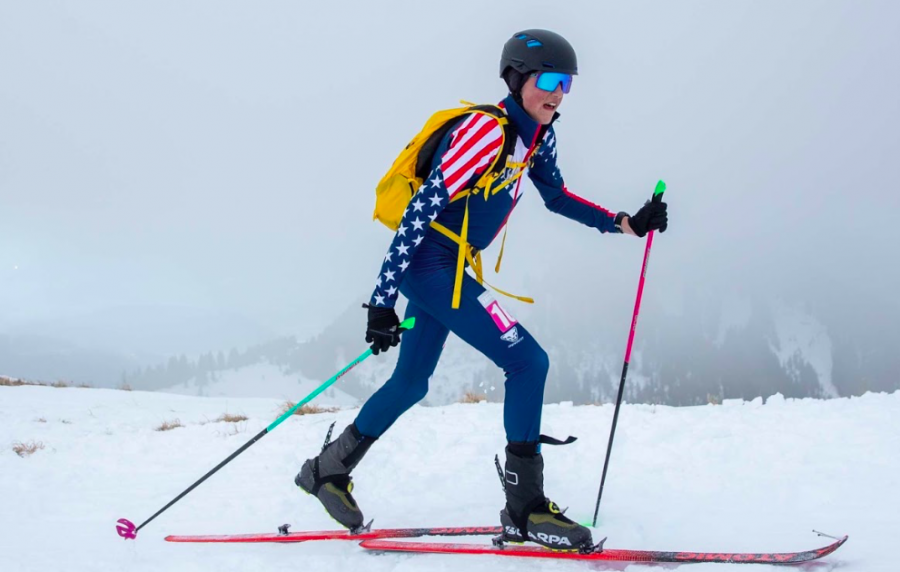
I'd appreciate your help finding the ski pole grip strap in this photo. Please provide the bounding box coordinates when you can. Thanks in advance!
[539,434,577,446]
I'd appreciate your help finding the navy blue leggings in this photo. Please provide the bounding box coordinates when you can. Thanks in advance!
[355,240,549,442]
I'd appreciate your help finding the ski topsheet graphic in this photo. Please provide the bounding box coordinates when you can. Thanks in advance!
[165,525,501,544]
[358,535,848,564]
[167,525,847,564]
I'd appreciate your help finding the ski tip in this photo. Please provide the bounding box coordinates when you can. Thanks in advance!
[822,534,849,558]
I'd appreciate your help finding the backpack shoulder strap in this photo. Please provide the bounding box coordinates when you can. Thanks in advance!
[415,114,465,180]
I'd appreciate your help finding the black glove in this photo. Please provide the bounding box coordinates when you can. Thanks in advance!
[363,303,401,355]
[622,192,668,238]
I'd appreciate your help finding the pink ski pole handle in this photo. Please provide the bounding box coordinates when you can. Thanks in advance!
[625,179,665,362]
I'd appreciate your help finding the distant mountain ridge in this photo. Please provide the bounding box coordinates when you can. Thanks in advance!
[122,292,899,406]
[0,305,273,387]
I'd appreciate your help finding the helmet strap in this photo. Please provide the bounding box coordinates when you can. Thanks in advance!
[502,68,528,105]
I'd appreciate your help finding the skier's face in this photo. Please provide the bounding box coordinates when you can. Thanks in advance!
[521,74,564,125]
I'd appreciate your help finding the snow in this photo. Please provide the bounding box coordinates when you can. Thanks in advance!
[2,385,898,571]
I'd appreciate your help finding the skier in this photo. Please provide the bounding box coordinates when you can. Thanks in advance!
[296,29,668,551]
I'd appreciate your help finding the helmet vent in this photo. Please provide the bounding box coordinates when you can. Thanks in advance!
[501,29,577,78]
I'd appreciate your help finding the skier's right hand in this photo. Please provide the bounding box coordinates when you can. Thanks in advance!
[363,304,401,355]
[624,192,668,238]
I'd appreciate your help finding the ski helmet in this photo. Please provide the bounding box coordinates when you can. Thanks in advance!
[499,29,578,78]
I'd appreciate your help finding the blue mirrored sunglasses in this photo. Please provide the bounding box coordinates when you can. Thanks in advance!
[533,72,573,94]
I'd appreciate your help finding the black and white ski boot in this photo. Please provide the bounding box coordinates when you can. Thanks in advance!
[295,422,376,532]
[498,443,593,552]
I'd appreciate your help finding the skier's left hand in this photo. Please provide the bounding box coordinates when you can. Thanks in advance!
[363,304,401,355]
[619,193,668,238]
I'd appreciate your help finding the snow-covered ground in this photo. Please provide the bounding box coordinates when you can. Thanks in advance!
[2,385,897,571]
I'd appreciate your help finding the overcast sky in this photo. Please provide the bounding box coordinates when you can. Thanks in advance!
[1,0,898,353]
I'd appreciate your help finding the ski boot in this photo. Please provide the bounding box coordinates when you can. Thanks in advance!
[498,443,593,552]
[295,422,376,532]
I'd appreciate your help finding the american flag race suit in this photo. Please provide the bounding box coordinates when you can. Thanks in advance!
[355,94,621,443]
[369,97,619,310]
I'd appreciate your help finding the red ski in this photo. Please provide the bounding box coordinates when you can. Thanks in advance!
[358,535,848,564]
[165,525,501,544]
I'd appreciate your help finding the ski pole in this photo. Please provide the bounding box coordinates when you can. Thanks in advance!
[116,316,416,540]
[591,181,665,527]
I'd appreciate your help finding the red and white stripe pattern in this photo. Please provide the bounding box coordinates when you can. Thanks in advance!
[440,113,504,198]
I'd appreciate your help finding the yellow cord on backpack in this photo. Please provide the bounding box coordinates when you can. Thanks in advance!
[495,227,509,273]
[491,156,528,273]
[465,248,534,304]
[432,175,534,309]
[449,173,491,309]
[451,194,470,309]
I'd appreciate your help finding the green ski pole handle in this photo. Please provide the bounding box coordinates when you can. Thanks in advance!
[652,179,666,202]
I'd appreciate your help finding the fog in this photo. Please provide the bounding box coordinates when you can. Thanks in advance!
[2,1,898,391]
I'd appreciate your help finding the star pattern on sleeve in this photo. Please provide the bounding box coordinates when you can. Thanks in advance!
[533,129,562,182]
[368,112,503,308]
[369,166,452,307]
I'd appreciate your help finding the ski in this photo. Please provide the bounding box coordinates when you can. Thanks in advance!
[358,534,848,564]
[165,525,501,544]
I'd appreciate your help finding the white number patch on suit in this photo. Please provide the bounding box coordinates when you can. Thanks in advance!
[478,291,517,333]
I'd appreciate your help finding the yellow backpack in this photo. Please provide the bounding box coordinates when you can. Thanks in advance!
[373,102,533,309]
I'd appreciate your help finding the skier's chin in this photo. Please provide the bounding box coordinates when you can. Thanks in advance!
[535,108,555,124]
[524,105,555,125]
